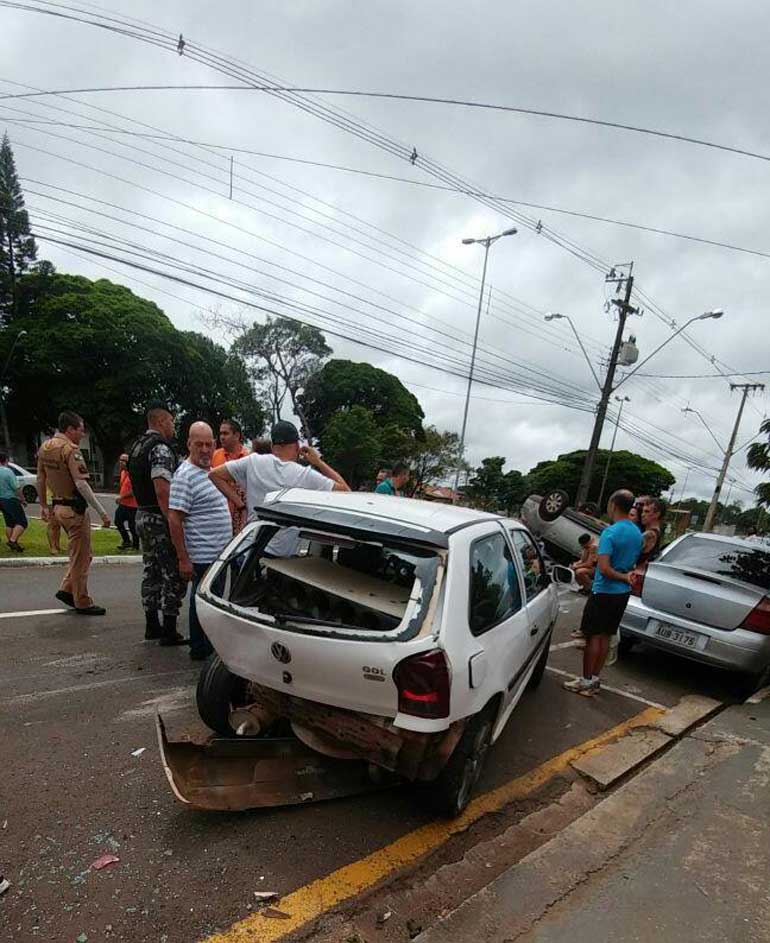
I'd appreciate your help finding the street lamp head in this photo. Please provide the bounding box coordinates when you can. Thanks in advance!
[461,238,476,245]
[544,312,563,322]
[699,309,724,320]
[501,227,518,236]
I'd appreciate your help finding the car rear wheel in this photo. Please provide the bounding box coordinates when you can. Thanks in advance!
[22,485,37,503]
[539,489,570,522]
[196,655,249,736]
[426,705,495,818]
[617,632,636,658]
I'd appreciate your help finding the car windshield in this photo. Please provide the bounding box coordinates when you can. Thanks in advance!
[662,537,770,591]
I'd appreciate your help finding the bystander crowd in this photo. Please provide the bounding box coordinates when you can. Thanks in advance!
[565,490,642,697]
[0,451,27,552]
[169,422,233,661]
[209,420,350,557]
[211,418,250,535]
[128,405,187,646]
[115,453,139,551]
[375,462,410,496]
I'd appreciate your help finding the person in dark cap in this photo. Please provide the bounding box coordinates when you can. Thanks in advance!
[209,420,350,556]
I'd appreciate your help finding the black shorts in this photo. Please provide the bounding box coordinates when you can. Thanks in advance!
[580,592,630,637]
[0,497,28,529]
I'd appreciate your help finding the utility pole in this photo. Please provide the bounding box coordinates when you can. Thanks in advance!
[596,395,630,511]
[575,267,637,507]
[702,382,765,532]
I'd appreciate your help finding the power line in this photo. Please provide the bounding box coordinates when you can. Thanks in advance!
[5,115,770,263]
[3,80,770,166]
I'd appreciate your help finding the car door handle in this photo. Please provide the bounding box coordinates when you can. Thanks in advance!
[530,624,539,636]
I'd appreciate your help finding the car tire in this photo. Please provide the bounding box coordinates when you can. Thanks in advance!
[22,485,37,503]
[736,664,770,701]
[426,704,496,818]
[527,636,551,690]
[582,501,599,517]
[538,489,570,522]
[617,632,635,658]
[196,654,249,736]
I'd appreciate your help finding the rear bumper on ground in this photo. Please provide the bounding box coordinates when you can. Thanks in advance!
[621,600,770,675]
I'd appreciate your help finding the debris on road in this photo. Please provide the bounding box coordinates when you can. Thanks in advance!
[0,876,10,895]
[262,907,291,920]
[406,918,422,939]
[76,934,88,943]
[375,909,393,926]
[91,854,120,871]
[253,891,279,902]
[130,747,146,757]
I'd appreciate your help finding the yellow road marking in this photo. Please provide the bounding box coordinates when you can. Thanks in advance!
[203,706,662,943]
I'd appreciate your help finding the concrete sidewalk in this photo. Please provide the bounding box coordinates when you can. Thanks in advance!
[417,697,770,943]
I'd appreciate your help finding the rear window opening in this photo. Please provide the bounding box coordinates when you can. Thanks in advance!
[663,537,770,591]
[213,524,441,638]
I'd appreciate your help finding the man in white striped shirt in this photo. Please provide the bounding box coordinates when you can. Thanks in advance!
[168,422,233,660]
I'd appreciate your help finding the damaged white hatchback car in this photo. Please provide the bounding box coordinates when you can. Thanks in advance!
[194,490,561,815]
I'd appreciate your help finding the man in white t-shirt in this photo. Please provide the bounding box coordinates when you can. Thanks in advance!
[208,420,350,556]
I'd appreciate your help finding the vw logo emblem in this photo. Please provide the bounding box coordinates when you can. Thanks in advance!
[271,642,292,664]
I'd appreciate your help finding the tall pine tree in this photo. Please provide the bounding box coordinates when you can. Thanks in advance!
[0,132,37,318]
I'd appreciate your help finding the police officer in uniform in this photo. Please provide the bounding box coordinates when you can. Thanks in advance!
[127,405,187,646]
[36,410,111,615]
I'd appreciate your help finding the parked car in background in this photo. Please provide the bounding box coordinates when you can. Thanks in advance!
[8,462,38,503]
[194,490,567,816]
[620,533,770,691]
[519,491,605,562]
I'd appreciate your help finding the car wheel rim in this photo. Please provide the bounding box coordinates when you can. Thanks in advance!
[545,496,561,512]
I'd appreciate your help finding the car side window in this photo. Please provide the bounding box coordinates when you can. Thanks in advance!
[10,465,22,477]
[511,531,546,601]
[468,532,524,635]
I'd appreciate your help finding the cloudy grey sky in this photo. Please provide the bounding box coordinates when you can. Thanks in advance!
[2,0,768,503]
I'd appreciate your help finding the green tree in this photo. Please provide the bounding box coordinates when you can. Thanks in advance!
[172,331,265,443]
[4,273,262,484]
[465,456,529,514]
[301,359,425,446]
[321,405,382,488]
[527,449,675,504]
[410,426,465,493]
[234,316,330,435]
[0,133,37,318]
[747,418,770,508]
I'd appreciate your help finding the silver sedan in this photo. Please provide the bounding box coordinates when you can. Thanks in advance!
[620,533,770,688]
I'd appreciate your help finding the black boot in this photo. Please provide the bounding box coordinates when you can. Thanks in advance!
[144,610,162,640]
[159,614,188,647]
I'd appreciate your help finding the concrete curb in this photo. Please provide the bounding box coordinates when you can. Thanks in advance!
[415,700,747,943]
[0,554,142,568]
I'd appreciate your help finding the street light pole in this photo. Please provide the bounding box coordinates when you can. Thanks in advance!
[0,329,27,454]
[453,227,517,503]
[596,395,630,510]
[702,382,765,532]
[544,313,601,390]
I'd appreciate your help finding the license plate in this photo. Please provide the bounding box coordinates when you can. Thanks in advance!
[648,620,708,652]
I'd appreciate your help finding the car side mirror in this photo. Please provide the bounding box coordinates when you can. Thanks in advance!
[549,564,574,585]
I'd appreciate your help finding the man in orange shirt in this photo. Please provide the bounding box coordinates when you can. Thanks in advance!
[211,419,250,534]
[115,453,139,550]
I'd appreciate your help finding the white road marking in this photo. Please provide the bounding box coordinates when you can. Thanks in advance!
[545,665,666,709]
[0,669,195,705]
[0,608,67,620]
[550,639,583,650]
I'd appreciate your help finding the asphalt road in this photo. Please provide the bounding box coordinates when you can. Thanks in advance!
[0,568,742,943]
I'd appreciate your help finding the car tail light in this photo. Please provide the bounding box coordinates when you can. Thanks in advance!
[630,564,647,597]
[740,596,770,635]
[393,649,450,719]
